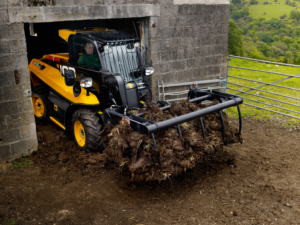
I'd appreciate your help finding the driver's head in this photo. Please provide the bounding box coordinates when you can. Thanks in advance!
[84,42,94,55]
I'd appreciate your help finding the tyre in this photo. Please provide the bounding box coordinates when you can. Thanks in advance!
[72,109,104,152]
[31,92,49,120]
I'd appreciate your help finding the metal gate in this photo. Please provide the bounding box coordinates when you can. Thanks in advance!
[226,55,300,120]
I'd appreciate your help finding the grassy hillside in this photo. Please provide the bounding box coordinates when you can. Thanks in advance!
[249,4,295,20]
[226,57,300,126]
[229,0,300,126]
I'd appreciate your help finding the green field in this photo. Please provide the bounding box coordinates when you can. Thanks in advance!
[226,57,300,127]
[248,4,296,20]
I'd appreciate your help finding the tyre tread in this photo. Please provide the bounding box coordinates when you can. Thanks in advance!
[72,108,104,152]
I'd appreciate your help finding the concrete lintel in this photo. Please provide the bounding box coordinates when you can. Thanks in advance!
[174,0,229,4]
[8,4,160,23]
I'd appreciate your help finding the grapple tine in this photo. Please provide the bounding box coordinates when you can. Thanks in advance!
[175,115,182,136]
[151,133,157,149]
[219,111,226,144]
[199,117,206,143]
[151,133,160,164]
[237,104,242,135]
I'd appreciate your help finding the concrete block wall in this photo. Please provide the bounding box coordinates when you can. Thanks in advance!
[0,0,230,161]
[0,2,38,162]
[150,0,229,100]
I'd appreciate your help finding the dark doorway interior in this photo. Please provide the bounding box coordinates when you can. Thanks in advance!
[24,18,141,64]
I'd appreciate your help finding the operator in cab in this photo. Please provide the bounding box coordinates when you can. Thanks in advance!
[78,42,101,69]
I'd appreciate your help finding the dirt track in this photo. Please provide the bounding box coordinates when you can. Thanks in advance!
[1,117,300,225]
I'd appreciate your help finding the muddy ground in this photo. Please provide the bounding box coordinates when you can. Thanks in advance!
[1,117,300,225]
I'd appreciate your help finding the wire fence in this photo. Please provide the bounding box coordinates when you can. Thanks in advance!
[226,55,300,120]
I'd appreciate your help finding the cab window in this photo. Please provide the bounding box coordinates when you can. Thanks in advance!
[69,36,101,70]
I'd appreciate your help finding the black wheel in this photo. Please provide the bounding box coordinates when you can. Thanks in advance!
[72,109,104,152]
[31,92,49,120]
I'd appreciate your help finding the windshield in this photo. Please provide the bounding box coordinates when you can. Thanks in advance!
[99,42,143,83]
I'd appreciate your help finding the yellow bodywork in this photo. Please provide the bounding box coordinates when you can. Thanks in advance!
[59,28,115,42]
[42,53,101,93]
[50,116,66,130]
[42,53,69,63]
[29,59,100,105]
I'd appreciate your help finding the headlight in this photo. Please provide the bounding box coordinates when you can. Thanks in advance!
[134,42,140,48]
[145,67,154,76]
[80,77,93,88]
[103,45,110,51]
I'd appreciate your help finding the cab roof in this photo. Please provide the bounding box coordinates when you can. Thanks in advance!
[59,28,138,43]
[59,28,114,42]
[79,30,138,43]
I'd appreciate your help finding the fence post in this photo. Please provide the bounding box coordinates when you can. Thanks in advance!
[225,55,230,93]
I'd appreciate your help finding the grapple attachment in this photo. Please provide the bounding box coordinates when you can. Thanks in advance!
[104,88,243,144]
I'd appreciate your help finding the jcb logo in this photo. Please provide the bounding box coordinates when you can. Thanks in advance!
[54,104,58,111]
[60,65,76,76]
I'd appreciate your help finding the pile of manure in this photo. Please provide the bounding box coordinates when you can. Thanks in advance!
[101,99,242,181]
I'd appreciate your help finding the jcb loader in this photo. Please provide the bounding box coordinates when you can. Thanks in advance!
[29,27,243,152]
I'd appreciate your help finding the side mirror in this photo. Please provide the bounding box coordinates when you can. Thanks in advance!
[65,70,76,86]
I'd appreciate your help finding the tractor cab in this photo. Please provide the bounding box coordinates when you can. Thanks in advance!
[58,28,153,107]
[59,28,153,89]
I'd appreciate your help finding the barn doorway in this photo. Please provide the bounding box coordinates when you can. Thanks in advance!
[24,18,149,64]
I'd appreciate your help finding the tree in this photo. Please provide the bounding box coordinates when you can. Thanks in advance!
[289,46,298,56]
[256,41,270,55]
[272,46,285,56]
[240,6,249,17]
[290,9,300,20]
[253,25,259,31]
[248,30,256,37]
[228,20,244,56]
[294,52,300,64]
[278,28,288,35]
[291,42,300,50]
[282,36,293,44]
[265,50,275,57]
[295,27,300,36]
[232,0,241,3]
[273,35,280,41]
[257,31,273,43]
[255,21,262,27]
[250,0,259,4]
[267,18,286,29]
[279,32,286,38]
[285,51,294,63]
[248,48,262,59]
[230,3,239,13]
[273,41,288,51]
[232,11,242,20]
[280,13,287,19]
[253,36,259,43]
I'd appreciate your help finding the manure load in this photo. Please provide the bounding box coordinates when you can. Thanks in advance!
[102,99,242,181]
